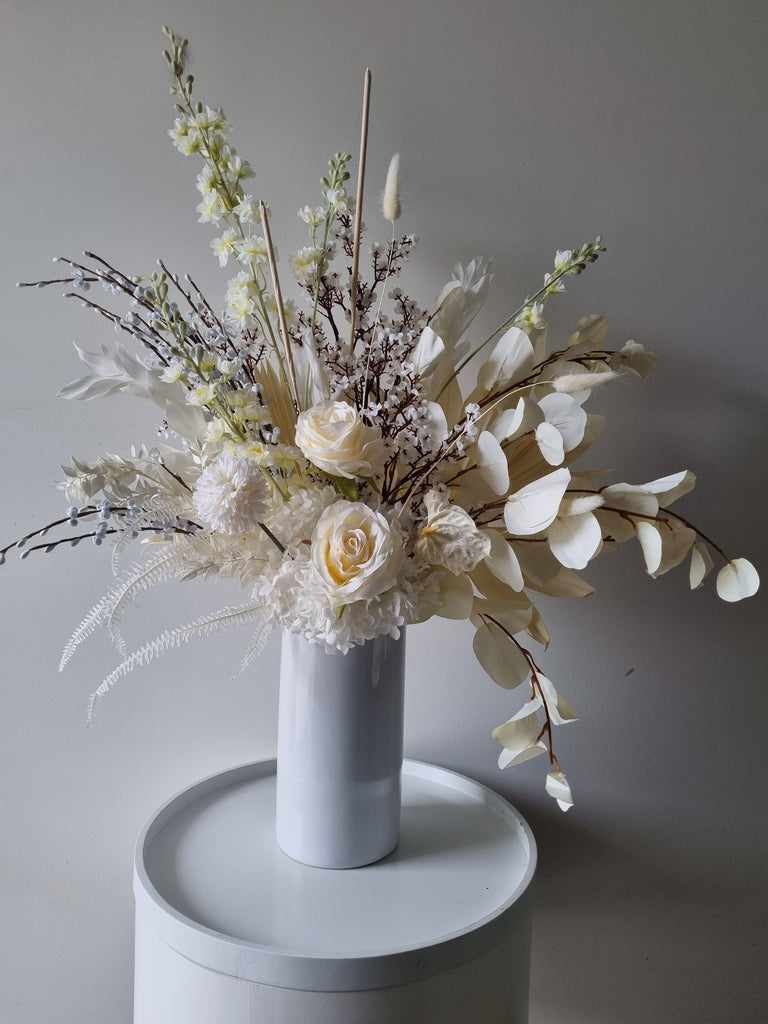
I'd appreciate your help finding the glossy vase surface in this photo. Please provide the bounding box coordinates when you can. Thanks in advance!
[276,629,406,868]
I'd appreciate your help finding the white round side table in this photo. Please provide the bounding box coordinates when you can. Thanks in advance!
[133,758,536,1024]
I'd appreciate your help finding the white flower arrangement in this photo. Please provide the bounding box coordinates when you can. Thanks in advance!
[3,29,759,810]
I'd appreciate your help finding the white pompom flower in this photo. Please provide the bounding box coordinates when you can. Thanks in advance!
[193,455,270,534]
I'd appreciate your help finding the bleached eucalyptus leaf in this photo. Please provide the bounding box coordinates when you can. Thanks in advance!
[473,620,531,689]
[600,483,659,517]
[650,524,697,577]
[472,597,533,637]
[483,529,524,591]
[410,325,445,377]
[488,397,527,442]
[538,674,578,725]
[642,470,696,506]
[504,467,571,536]
[548,511,603,570]
[538,392,588,452]
[636,520,663,574]
[690,542,714,590]
[477,325,535,393]
[434,570,475,619]
[535,421,565,466]
[474,431,510,494]
[493,710,547,767]
[716,558,760,602]
[515,543,595,597]
[545,771,574,811]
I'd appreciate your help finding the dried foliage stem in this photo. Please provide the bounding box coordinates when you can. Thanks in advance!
[259,200,300,415]
[349,68,372,355]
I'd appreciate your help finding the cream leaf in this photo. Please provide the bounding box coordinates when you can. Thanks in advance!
[504,467,571,536]
[483,529,524,591]
[474,431,510,494]
[473,619,531,689]
[716,558,760,602]
[548,512,603,570]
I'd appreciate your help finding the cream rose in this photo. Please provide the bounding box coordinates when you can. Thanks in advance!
[311,501,403,603]
[295,400,386,479]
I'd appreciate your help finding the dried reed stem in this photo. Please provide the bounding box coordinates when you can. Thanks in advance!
[349,68,372,356]
[259,200,300,414]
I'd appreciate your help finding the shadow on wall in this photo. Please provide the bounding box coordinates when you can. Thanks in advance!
[520,807,766,1024]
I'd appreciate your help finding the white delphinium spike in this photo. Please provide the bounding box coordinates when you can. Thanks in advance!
[382,153,401,222]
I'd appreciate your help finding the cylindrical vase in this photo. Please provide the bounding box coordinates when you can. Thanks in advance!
[276,628,406,869]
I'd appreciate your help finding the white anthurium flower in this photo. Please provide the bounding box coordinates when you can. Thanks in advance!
[538,392,588,452]
[537,674,578,726]
[535,421,565,466]
[548,510,603,570]
[690,542,714,589]
[636,520,696,578]
[415,490,491,573]
[476,325,536,393]
[473,618,531,689]
[716,558,760,602]
[545,771,574,812]
[504,467,571,536]
[473,430,510,493]
[492,709,548,768]
[295,400,386,479]
[483,529,524,591]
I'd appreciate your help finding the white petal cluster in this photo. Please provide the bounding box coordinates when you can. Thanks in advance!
[193,456,270,535]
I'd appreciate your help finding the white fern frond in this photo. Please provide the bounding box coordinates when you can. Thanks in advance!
[236,618,274,676]
[86,601,270,726]
[59,593,118,672]
[109,495,194,577]
[60,546,190,671]
[106,543,195,637]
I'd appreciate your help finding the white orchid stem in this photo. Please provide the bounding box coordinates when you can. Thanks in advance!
[349,68,372,356]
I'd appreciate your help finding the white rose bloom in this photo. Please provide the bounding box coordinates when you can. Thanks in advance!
[193,455,270,534]
[415,490,491,573]
[311,501,403,603]
[295,400,386,479]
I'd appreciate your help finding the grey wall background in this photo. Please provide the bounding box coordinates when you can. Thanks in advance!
[1,1,766,1021]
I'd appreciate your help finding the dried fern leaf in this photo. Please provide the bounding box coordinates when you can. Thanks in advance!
[86,601,269,726]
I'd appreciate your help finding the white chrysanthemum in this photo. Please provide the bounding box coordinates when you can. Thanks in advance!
[193,456,270,535]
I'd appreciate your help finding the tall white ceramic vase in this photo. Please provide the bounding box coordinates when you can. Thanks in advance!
[276,628,406,869]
